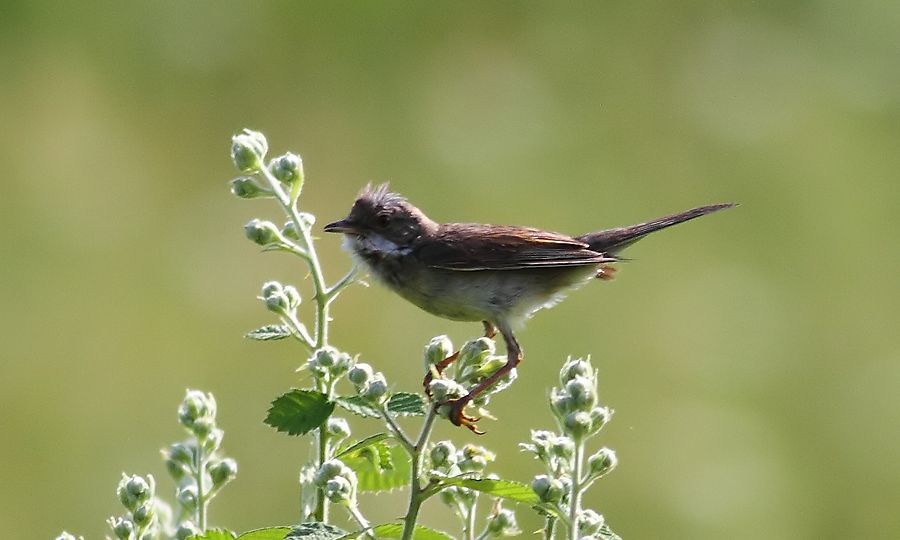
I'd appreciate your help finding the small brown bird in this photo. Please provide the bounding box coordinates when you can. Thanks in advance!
[325,184,734,431]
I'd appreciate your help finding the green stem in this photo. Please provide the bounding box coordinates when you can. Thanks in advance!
[568,442,584,540]
[464,500,477,540]
[194,440,207,530]
[347,503,375,539]
[400,408,438,540]
[543,516,557,540]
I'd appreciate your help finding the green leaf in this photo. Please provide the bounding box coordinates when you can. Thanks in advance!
[386,392,427,416]
[441,477,539,504]
[334,395,380,418]
[335,433,391,459]
[533,502,568,524]
[341,523,453,540]
[285,522,348,540]
[237,528,292,540]
[246,324,292,341]
[265,389,334,436]
[345,444,411,492]
[188,530,236,540]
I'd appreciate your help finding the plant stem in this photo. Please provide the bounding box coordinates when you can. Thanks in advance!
[568,442,584,540]
[543,516,557,540]
[400,408,437,540]
[464,500,477,540]
[195,440,207,530]
[347,504,375,539]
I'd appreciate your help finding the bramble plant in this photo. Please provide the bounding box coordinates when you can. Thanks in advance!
[57,129,620,540]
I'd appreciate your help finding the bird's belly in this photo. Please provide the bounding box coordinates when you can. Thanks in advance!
[393,266,598,324]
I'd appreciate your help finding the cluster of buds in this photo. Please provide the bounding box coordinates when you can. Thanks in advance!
[230,129,304,204]
[485,503,522,537]
[259,281,302,318]
[313,459,358,505]
[347,362,389,405]
[550,356,612,441]
[521,356,619,539]
[307,346,354,383]
[164,390,237,537]
[423,335,517,421]
[106,474,164,540]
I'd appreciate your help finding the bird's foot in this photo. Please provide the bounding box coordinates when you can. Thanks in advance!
[423,351,460,398]
[482,321,497,339]
[447,398,484,434]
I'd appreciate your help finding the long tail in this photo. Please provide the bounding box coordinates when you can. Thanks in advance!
[576,203,736,255]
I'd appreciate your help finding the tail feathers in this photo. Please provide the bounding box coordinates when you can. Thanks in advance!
[577,203,736,255]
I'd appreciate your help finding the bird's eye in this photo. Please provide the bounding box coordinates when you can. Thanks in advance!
[375,213,391,227]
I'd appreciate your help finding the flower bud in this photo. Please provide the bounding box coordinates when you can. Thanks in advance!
[282,285,301,308]
[458,337,494,370]
[563,411,593,440]
[589,406,613,433]
[269,152,303,186]
[324,476,354,503]
[565,376,596,411]
[209,457,238,487]
[176,521,200,540]
[429,440,457,468]
[264,290,291,314]
[347,363,374,387]
[244,218,282,246]
[297,212,316,228]
[428,379,466,403]
[549,388,573,417]
[163,442,194,480]
[202,427,224,452]
[177,483,198,510]
[326,417,351,441]
[231,129,268,172]
[313,459,346,486]
[459,444,495,473]
[551,436,575,461]
[132,502,154,527]
[362,373,389,404]
[587,447,618,478]
[261,280,282,298]
[559,356,593,386]
[439,486,461,507]
[577,509,605,537]
[56,533,82,540]
[108,516,134,540]
[486,508,520,537]
[281,221,300,241]
[117,474,152,511]
[178,390,216,431]
[531,474,564,503]
[230,176,272,199]
[423,335,453,367]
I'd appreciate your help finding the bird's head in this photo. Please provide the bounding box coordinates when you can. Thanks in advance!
[324,184,437,254]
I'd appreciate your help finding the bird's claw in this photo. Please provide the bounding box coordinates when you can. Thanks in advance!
[423,351,460,398]
[447,398,484,435]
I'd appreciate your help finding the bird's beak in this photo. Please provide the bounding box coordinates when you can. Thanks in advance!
[323,218,359,234]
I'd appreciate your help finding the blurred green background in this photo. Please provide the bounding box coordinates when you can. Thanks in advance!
[2,1,898,538]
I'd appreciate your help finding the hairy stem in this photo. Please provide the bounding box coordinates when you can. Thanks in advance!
[194,441,207,530]
[568,442,584,540]
[400,408,438,540]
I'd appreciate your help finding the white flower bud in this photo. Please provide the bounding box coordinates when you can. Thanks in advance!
[430,440,457,468]
[326,417,351,441]
[324,476,353,503]
[230,176,272,199]
[565,376,596,411]
[244,218,282,246]
[282,285,301,308]
[209,457,238,487]
[486,508,520,537]
[109,517,134,540]
[423,335,453,367]
[531,474,564,503]
[231,129,268,172]
[559,356,593,386]
[563,411,593,439]
[590,406,613,433]
[313,459,345,486]
[578,509,605,537]
[176,521,200,540]
[132,502,154,527]
[269,152,303,185]
[347,363,374,387]
[362,373,389,404]
[117,474,152,511]
[178,390,216,430]
[176,484,198,510]
[428,379,467,403]
[587,447,618,478]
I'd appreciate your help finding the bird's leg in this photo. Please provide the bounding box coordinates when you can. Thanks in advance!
[424,321,497,396]
[447,322,522,434]
[482,320,497,339]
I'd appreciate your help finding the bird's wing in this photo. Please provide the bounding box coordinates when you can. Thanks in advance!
[415,224,614,271]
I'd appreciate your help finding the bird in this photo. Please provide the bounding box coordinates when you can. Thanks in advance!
[324,184,734,431]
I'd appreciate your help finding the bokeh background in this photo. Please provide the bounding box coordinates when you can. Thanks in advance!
[2,2,898,538]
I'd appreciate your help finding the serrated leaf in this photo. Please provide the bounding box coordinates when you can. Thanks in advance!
[188,530,236,540]
[386,392,427,416]
[335,433,391,459]
[345,444,411,492]
[441,477,539,504]
[341,523,453,540]
[533,502,568,524]
[334,395,381,418]
[246,324,293,341]
[236,527,292,540]
[285,522,348,540]
[265,389,334,436]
